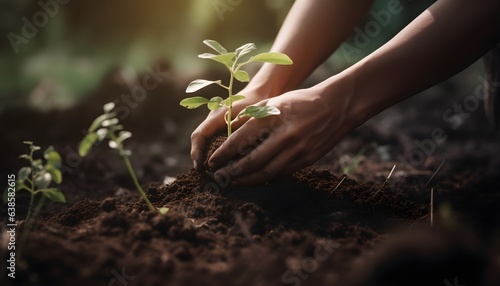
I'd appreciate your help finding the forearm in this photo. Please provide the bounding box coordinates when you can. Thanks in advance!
[249,0,373,97]
[327,0,500,125]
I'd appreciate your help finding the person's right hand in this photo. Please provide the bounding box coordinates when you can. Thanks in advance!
[190,87,271,170]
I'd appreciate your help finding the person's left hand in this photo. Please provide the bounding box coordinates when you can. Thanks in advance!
[207,81,357,186]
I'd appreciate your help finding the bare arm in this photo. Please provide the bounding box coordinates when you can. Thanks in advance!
[333,0,500,125]
[209,0,500,185]
[249,0,373,96]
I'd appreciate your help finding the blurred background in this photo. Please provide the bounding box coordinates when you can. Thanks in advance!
[2,0,436,111]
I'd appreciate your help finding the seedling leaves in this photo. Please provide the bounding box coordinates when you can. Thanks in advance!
[79,132,98,157]
[234,70,250,82]
[198,52,235,67]
[203,39,227,54]
[40,188,66,203]
[18,167,31,181]
[103,102,115,113]
[235,43,256,58]
[250,52,293,65]
[186,79,222,93]
[88,113,114,132]
[180,96,210,109]
[223,95,245,107]
[238,105,281,118]
[44,146,62,168]
[208,96,224,111]
[47,168,63,184]
[34,172,52,189]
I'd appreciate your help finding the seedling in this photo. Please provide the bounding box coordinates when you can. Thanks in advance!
[180,39,293,136]
[3,141,65,257]
[79,103,168,214]
[3,141,66,223]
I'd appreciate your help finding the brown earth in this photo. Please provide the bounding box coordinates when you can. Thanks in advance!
[1,66,499,286]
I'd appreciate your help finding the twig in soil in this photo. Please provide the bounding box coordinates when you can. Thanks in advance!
[328,174,347,199]
[430,188,434,227]
[372,165,396,197]
[423,158,447,189]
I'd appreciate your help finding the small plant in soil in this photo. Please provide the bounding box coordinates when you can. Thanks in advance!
[79,102,168,214]
[4,141,66,222]
[3,141,65,256]
[180,39,293,136]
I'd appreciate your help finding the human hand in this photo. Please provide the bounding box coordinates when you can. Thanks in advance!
[207,81,358,186]
[190,87,272,170]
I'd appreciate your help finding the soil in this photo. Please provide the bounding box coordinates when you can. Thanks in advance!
[1,66,500,286]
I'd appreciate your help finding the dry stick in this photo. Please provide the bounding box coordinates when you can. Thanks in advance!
[423,158,447,189]
[372,165,396,197]
[430,188,434,227]
[328,174,347,199]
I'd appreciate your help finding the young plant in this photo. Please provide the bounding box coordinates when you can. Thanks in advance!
[3,141,65,257]
[180,39,293,136]
[78,103,168,214]
[3,141,66,224]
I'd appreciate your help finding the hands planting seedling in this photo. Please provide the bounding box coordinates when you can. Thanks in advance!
[180,39,293,136]
[79,102,168,214]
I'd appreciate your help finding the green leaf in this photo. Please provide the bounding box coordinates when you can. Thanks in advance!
[238,105,281,119]
[234,70,250,82]
[207,96,224,111]
[102,118,119,127]
[34,172,52,189]
[47,168,62,184]
[17,167,31,181]
[96,128,108,141]
[33,159,43,171]
[223,95,246,107]
[158,207,169,215]
[116,131,132,144]
[203,39,227,54]
[79,132,98,157]
[180,96,210,109]
[108,140,119,149]
[103,102,115,113]
[30,145,41,152]
[186,79,222,93]
[88,113,109,132]
[249,52,293,65]
[235,43,256,58]
[19,154,31,161]
[40,188,66,203]
[198,52,235,67]
[44,146,62,168]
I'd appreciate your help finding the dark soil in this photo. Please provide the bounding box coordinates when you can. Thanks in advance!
[1,66,500,286]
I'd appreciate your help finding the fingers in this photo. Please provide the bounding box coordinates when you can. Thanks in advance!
[208,116,274,170]
[190,113,224,169]
[212,128,283,180]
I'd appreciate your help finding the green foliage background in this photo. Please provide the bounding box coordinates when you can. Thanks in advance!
[1,0,433,111]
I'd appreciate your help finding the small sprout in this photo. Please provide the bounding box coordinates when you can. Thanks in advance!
[180,39,293,136]
[79,103,163,213]
[4,142,65,257]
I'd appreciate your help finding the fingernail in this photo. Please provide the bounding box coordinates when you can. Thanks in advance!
[193,160,198,170]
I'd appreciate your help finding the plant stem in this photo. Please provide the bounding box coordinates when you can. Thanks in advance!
[25,150,35,223]
[18,194,46,259]
[122,154,155,211]
[227,73,234,137]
